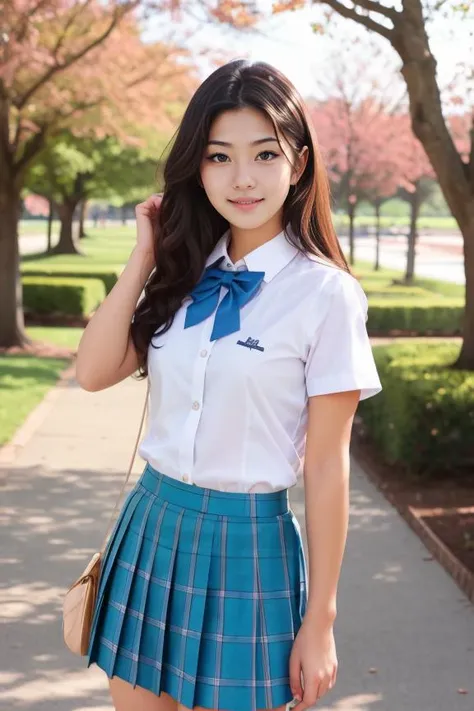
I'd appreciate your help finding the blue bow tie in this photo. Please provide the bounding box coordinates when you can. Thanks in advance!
[184,257,265,341]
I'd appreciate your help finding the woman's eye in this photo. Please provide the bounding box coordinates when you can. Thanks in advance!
[257,150,278,161]
[207,153,228,163]
[206,150,279,163]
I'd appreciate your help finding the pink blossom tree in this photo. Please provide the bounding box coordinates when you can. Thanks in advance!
[358,118,401,272]
[394,114,436,283]
[0,0,197,347]
[311,96,400,265]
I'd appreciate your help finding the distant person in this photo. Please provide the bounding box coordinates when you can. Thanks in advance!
[75,59,382,711]
[91,208,100,228]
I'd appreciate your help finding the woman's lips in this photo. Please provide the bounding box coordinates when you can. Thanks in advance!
[228,198,264,211]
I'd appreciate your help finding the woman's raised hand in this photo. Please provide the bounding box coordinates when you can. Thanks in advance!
[134,193,163,257]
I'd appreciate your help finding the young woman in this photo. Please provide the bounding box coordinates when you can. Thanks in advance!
[76,59,382,711]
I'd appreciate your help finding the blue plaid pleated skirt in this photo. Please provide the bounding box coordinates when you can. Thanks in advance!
[87,463,307,710]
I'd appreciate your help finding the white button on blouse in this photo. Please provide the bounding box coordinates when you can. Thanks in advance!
[138,224,383,493]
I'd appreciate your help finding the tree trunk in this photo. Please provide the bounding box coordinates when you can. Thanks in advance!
[374,201,381,271]
[121,204,127,225]
[389,16,474,366]
[348,203,356,265]
[47,199,54,252]
[455,211,474,370]
[313,1,474,368]
[53,201,82,255]
[405,190,420,284]
[0,185,30,348]
[79,199,88,238]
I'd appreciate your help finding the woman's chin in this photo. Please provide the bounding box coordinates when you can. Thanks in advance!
[219,206,277,230]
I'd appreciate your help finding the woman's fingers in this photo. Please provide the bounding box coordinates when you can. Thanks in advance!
[303,677,322,708]
[289,651,303,704]
[150,193,163,206]
[293,676,321,711]
[134,193,163,254]
[136,193,163,213]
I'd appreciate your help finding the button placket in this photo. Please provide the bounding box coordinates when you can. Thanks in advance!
[178,310,217,483]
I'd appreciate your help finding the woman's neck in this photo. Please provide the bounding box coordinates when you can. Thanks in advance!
[228,218,284,263]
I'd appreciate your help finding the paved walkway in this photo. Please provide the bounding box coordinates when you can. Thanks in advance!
[1,372,473,711]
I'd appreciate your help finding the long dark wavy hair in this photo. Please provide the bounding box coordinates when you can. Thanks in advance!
[131,59,350,377]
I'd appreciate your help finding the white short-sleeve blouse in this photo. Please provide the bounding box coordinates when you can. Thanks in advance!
[138,224,382,493]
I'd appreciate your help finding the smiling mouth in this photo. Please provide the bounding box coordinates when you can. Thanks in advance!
[228,199,264,204]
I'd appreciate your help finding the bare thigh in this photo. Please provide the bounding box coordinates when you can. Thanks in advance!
[108,676,177,711]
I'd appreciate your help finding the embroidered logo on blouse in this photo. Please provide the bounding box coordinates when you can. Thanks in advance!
[236,337,265,352]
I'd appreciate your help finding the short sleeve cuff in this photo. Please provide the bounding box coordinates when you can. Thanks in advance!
[306,371,383,401]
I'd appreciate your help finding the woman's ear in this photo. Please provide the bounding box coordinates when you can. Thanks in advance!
[292,145,309,184]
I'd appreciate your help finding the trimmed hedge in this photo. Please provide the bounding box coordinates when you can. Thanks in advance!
[367,298,464,334]
[358,342,474,479]
[362,284,431,298]
[23,276,105,317]
[21,267,119,294]
[18,258,464,336]
[353,261,465,335]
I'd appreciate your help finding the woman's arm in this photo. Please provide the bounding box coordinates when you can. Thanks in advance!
[75,247,155,391]
[75,194,161,392]
[303,388,360,623]
[290,388,361,710]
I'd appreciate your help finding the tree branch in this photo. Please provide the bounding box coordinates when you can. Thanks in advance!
[12,115,23,155]
[15,3,136,111]
[15,125,48,177]
[52,0,95,60]
[54,97,106,123]
[432,0,451,10]
[14,0,52,44]
[14,93,105,175]
[351,0,398,21]
[318,0,394,40]
[126,64,190,90]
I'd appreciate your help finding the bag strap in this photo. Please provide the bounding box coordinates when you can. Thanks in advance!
[100,379,150,555]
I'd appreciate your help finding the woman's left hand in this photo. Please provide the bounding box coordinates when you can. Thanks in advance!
[289,617,338,709]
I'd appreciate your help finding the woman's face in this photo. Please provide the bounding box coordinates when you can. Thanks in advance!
[199,106,307,231]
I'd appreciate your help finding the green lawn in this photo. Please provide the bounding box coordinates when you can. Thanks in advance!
[333,214,458,230]
[20,219,61,235]
[0,327,83,447]
[354,260,465,300]
[21,226,134,269]
[0,355,70,446]
[26,326,84,350]
[9,228,133,450]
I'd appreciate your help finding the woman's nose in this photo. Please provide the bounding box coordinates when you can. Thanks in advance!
[232,166,256,190]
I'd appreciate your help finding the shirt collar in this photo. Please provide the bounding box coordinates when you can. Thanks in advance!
[204,223,299,283]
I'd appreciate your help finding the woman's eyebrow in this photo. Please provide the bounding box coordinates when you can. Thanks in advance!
[206,137,279,147]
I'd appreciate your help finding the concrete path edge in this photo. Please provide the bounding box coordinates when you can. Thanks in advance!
[352,437,474,605]
[0,362,76,469]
